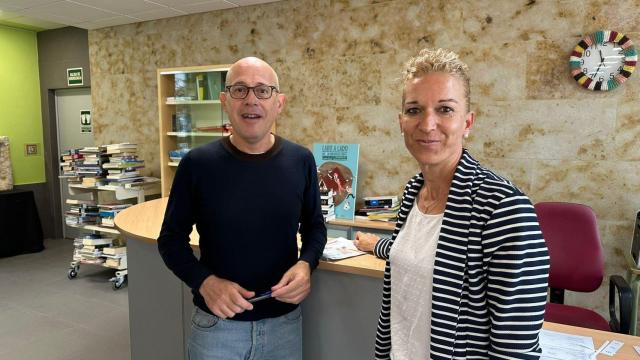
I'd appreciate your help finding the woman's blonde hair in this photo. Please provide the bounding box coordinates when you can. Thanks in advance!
[401,48,471,112]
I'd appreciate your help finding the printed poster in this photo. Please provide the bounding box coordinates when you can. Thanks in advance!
[312,143,359,220]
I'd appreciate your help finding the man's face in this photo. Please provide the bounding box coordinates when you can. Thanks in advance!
[220,61,285,149]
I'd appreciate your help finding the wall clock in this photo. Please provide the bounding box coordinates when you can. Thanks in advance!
[569,30,637,91]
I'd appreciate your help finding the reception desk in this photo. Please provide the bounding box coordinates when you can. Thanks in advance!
[116,198,640,360]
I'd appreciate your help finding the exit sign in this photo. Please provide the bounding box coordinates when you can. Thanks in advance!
[67,68,83,86]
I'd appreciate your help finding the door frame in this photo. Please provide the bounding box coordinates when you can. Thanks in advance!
[43,86,91,239]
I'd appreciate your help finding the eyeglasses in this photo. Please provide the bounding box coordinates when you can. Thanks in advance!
[225,84,279,99]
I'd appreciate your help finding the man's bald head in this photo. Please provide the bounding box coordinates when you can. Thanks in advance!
[226,57,279,89]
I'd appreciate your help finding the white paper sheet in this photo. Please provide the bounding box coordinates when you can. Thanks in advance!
[540,329,595,360]
[322,237,366,261]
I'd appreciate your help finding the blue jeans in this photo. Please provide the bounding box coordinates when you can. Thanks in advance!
[188,306,302,360]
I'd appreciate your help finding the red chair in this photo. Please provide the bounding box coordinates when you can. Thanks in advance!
[535,202,633,334]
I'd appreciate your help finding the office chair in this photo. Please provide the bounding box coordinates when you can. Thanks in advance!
[535,202,633,334]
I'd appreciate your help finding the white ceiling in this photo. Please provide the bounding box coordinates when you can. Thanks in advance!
[0,0,281,31]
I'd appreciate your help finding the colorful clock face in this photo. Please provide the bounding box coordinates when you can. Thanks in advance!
[569,30,637,91]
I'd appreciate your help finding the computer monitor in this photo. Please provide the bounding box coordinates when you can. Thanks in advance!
[630,211,640,267]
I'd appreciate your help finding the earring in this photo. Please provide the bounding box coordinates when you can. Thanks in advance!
[464,133,469,139]
[401,132,404,136]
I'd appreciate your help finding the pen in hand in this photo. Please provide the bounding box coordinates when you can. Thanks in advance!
[248,291,272,303]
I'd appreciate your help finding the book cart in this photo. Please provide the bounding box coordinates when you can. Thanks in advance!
[65,180,160,289]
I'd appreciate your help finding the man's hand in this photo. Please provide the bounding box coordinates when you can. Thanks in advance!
[354,231,379,252]
[199,275,254,319]
[271,261,311,304]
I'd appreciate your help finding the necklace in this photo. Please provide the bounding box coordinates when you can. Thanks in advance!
[417,189,447,214]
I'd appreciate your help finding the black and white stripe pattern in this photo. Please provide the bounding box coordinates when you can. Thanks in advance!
[373,150,549,360]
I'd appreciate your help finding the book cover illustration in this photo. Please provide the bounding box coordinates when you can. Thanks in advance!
[312,143,359,220]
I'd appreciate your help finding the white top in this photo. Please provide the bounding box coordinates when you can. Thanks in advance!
[389,202,443,360]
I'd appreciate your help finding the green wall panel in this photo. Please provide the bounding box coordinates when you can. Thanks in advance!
[0,25,44,185]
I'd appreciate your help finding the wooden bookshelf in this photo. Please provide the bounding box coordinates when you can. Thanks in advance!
[158,64,231,197]
[158,64,277,197]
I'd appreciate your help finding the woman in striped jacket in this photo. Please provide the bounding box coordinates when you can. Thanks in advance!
[354,48,550,360]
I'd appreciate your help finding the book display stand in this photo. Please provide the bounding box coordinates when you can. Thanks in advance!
[60,144,160,290]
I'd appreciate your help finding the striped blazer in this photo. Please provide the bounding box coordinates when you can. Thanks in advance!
[373,150,549,360]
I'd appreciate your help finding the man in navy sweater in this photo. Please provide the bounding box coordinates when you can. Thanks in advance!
[157,57,327,360]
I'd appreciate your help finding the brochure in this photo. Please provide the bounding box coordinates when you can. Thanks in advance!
[322,237,366,261]
[312,143,359,220]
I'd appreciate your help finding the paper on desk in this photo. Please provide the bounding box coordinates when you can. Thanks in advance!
[540,329,595,360]
[322,237,366,261]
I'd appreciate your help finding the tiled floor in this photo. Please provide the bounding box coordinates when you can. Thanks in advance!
[0,238,130,360]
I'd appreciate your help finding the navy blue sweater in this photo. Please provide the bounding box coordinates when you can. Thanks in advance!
[157,135,327,321]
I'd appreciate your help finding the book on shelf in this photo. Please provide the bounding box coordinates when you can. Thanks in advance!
[65,215,99,225]
[60,148,81,157]
[66,198,96,206]
[103,161,144,170]
[100,218,115,227]
[321,197,334,206]
[320,189,336,222]
[106,176,145,184]
[105,256,127,269]
[362,213,397,222]
[98,208,123,217]
[66,208,100,217]
[103,246,127,255]
[79,257,106,264]
[82,154,110,166]
[66,176,82,183]
[320,189,335,198]
[60,164,74,171]
[106,151,138,157]
[313,144,360,221]
[105,143,137,151]
[82,237,113,246]
[357,203,401,213]
[81,176,106,187]
[106,170,140,180]
[59,149,84,178]
[79,146,106,154]
[82,243,111,250]
[99,203,132,210]
[356,202,400,222]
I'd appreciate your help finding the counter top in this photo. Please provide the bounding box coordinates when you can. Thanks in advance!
[327,218,395,231]
[114,198,385,278]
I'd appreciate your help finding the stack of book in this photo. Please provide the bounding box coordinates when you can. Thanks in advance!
[102,246,127,269]
[321,189,336,222]
[73,234,114,264]
[76,146,108,186]
[59,149,85,183]
[98,203,132,227]
[356,196,400,222]
[65,199,99,225]
[103,143,145,184]
[59,143,149,187]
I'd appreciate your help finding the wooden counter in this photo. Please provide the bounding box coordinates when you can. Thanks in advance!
[115,197,386,278]
[116,198,639,360]
[327,217,395,231]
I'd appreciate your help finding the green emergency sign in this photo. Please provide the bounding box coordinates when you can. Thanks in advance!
[67,68,83,86]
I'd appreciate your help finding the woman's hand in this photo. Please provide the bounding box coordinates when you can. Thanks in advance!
[354,231,379,252]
